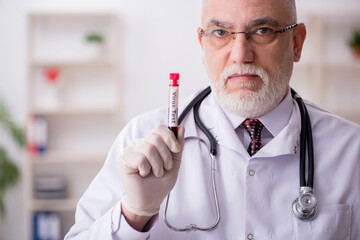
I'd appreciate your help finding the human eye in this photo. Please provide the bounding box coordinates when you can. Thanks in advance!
[254,27,273,36]
[211,29,229,38]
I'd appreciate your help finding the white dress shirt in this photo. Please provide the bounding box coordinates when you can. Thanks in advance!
[66,88,360,240]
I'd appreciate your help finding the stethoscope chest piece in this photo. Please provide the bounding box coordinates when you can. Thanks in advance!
[292,186,317,221]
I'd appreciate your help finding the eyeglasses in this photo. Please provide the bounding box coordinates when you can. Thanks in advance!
[199,23,298,48]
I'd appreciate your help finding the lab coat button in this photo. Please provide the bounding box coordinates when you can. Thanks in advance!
[249,170,255,176]
[247,233,254,239]
[294,146,298,154]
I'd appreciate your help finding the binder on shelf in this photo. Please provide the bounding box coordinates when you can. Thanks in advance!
[34,176,67,199]
[27,115,48,157]
[33,212,61,240]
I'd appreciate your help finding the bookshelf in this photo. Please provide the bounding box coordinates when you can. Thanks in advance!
[25,10,121,239]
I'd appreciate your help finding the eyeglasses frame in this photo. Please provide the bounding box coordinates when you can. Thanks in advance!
[199,23,298,45]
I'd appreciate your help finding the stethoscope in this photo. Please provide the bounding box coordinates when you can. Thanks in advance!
[163,86,317,232]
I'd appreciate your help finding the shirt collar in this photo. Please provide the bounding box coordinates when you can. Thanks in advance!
[222,88,293,137]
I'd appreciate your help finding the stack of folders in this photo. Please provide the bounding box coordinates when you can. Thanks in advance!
[27,115,48,157]
[34,176,67,199]
[33,212,61,240]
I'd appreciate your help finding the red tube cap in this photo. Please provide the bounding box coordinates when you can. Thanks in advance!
[169,73,179,80]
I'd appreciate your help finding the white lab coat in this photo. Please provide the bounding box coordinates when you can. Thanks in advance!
[66,89,360,240]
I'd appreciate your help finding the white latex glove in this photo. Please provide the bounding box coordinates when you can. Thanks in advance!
[118,124,185,216]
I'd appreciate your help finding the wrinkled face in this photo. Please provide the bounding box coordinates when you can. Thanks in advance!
[199,0,306,117]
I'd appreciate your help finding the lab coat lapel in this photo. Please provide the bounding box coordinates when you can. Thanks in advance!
[256,100,302,158]
[182,109,200,139]
[178,90,205,139]
[205,95,249,157]
[214,111,249,157]
[181,93,246,156]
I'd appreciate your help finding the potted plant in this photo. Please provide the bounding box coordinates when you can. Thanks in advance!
[86,33,103,44]
[0,100,25,216]
[84,33,105,59]
[349,30,360,59]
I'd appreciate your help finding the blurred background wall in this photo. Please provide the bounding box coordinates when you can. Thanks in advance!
[0,0,359,239]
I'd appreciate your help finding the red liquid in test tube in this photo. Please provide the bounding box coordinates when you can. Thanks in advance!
[168,73,179,138]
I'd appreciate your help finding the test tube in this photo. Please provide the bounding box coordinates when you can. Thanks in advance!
[168,73,179,138]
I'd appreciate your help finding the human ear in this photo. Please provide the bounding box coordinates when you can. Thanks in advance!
[293,23,307,62]
[197,27,204,48]
[197,27,206,64]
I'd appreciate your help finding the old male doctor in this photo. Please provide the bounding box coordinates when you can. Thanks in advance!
[66,0,360,239]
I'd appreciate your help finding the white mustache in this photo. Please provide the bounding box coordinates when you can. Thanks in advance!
[221,64,268,82]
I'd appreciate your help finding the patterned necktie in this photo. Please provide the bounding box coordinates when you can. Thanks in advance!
[242,119,264,156]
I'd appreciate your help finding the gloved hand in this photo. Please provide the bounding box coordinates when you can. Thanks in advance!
[118,124,185,216]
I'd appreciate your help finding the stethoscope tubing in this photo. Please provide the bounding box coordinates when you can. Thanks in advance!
[291,89,314,188]
[164,87,317,231]
[193,88,217,156]
[164,86,221,232]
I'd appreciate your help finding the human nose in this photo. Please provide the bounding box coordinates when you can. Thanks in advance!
[229,33,255,64]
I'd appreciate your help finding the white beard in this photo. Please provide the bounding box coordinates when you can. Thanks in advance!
[207,63,291,118]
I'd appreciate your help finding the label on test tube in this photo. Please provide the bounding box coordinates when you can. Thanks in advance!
[168,86,179,127]
[168,73,179,137]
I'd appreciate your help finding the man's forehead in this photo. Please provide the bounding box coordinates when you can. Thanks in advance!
[205,17,281,29]
[201,0,293,26]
